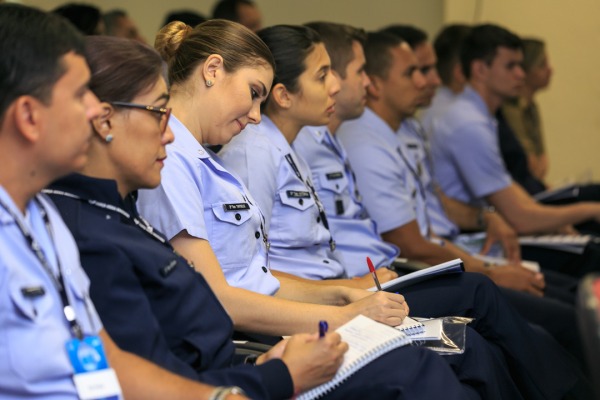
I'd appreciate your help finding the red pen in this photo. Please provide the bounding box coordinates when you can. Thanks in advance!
[366,256,382,291]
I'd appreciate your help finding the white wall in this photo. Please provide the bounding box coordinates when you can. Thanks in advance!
[445,0,600,185]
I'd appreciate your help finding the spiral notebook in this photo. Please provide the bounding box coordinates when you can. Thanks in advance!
[396,316,425,336]
[296,315,412,400]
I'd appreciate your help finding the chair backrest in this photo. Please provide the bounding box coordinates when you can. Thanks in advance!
[577,273,600,399]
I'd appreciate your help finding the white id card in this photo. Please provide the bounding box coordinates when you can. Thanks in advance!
[73,368,122,400]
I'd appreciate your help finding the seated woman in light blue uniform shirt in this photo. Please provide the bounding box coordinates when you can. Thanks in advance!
[137,19,413,336]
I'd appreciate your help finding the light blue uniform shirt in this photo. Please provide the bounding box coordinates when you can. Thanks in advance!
[219,116,346,280]
[0,187,102,398]
[137,116,280,296]
[419,86,458,139]
[293,126,399,276]
[399,118,460,238]
[430,86,512,205]
[337,107,430,237]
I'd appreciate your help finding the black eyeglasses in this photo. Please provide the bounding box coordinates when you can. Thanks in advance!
[110,101,172,133]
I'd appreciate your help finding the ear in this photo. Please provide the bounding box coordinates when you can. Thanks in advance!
[201,54,225,84]
[269,83,293,110]
[90,102,114,141]
[366,75,382,100]
[12,96,45,143]
[471,59,489,81]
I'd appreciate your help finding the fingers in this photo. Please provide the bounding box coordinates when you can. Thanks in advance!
[479,237,493,256]
[503,238,522,264]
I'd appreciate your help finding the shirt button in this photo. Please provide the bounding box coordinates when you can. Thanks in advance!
[261,266,268,273]
[299,199,304,206]
[323,260,330,264]
[335,184,339,189]
[255,231,260,239]
[316,216,321,223]
[235,213,241,220]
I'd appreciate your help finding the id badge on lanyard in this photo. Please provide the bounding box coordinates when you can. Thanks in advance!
[66,336,122,400]
[0,195,122,399]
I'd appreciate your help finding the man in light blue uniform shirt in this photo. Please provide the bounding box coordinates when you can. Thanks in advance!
[293,125,400,275]
[0,189,103,398]
[138,115,281,295]
[430,24,600,237]
[0,5,239,399]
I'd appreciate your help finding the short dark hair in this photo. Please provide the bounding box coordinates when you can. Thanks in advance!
[363,31,404,80]
[85,36,164,103]
[379,24,427,50]
[162,10,207,28]
[52,2,102,35]
[304,22,366,79]
[103,9,127,36]
[434,24,471,85]
[460,24,523,79]
[258,25,321,101]
[0,4,85,121]
[212,0,255,22]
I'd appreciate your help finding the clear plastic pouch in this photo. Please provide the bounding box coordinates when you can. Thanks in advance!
[411,316,473,355]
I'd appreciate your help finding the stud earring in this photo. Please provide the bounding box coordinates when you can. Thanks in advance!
[105,134,114,143]
[205,80,214,87]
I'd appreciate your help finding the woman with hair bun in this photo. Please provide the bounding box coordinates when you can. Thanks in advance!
[46,34,351,399]
[139,20,418,336]
[137,20,527,399]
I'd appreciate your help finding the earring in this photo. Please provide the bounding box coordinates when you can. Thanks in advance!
[105,134,114,143]
[205,80,214,87]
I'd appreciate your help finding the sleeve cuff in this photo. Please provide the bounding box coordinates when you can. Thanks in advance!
[255,359,294,399]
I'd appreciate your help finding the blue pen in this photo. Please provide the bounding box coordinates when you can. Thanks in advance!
[319,320,328,338]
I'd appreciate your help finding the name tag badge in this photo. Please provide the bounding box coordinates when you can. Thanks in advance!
[223,203,250,211]
[286,190,311,199]
[66,335,122,399]
[325,172,344,180]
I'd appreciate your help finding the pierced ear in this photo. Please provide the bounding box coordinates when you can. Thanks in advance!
[269,83,292,109]
[201,54,224,84]
[91,102,114,141]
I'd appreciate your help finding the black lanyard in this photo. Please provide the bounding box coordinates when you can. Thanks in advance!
[285,153,336,252]
[396,144,433,239]
[0,195,84,339]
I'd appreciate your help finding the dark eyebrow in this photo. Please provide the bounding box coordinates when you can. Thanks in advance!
[316,65,331,77]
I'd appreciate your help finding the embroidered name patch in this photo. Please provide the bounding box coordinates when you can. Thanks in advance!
[160,259,178,277]
[326,172,344,180]
[286,190,311,198]
[223,203,250,211]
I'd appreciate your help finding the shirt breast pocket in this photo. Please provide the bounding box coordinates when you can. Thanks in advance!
[210,202,255,267]
[7,271,71,382]
[277,188,319,243]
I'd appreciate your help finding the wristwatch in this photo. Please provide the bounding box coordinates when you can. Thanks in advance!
[477,206,496,229]
[208,386,246,400]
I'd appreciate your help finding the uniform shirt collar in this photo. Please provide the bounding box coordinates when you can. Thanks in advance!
[362,106,400,148]
[258,115,294,153]
[169,114,211,160]
[462,85,495,120]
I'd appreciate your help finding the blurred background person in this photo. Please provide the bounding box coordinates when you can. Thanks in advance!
[212,0,262,31]
[104,9,146,43]
[162,9,207,28]
[502,38,552,183]
[52,2,104,35]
